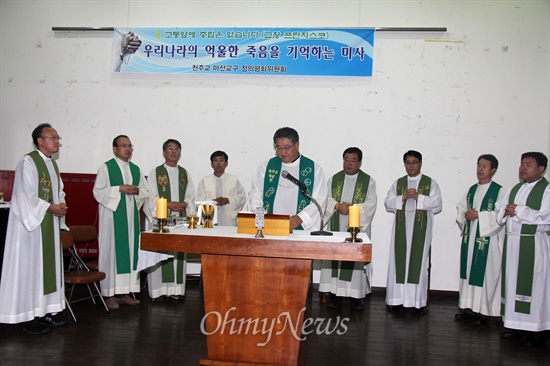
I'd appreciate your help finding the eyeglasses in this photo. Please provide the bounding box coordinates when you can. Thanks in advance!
[166,147,181,152]
[274,142,296,153]
[41,135,62,140]
[118,144,134,149]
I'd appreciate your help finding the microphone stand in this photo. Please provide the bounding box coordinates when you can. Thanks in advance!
[302,189,333,236]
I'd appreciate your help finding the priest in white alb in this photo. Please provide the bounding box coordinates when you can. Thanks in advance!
[319,147,377,310]
[248,127,327,231]
[0,124,68,334]
[196,150,246,226]
[144,139,195,302]
[455,154,504,324]
[384,150,442,313]
[93,135,149,310]
[496,152,550,346]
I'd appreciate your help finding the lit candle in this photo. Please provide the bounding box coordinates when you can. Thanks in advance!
[156,198,168,219]
[348,204,360,228]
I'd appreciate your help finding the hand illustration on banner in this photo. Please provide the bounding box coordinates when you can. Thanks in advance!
[114,31,143,72]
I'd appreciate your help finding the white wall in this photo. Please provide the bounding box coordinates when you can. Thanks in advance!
[1,0,549,291]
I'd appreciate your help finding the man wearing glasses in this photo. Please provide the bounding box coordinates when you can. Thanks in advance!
[384,150,442,314]
[93,135,149,310]
[248,127,327,231]
[144,139,195,303]
[0,124,68,334]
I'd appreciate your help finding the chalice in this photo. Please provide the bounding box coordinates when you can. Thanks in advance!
[201,204,215,228]
[186,215,199,229]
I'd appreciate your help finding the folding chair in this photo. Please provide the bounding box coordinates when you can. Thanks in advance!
[61,230,109,323]
[69,225,99,271]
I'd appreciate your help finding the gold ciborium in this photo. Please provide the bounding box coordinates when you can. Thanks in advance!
[186,216,199,229]
[201,204,215,228]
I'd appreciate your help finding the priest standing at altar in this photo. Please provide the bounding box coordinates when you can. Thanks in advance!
[196,150,245,226]
[248,127,328,231]
[319,147,377,310]
[145,139,195,302]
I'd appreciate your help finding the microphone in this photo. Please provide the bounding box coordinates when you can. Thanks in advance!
[281,170,308,192]
[281,170,333,236]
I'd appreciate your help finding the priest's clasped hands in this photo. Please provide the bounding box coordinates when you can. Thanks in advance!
[464,209,479,221]
[119,184,139,195]
[402,188,419,202]
[503,203,517,217]
[213,196,230,206]
[48,202,68,217]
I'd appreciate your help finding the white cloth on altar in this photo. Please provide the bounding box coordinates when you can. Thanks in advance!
[141,164,196,297]
[456,181,505,316]
[384,174,442,309]
[0,151,67,323]
[93,157,149,297]
[319,171,377,298]
[248,156,327,231]
[495,179,550,332]
[196,173,246,226]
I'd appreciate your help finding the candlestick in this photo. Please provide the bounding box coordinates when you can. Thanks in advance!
[152,218,170,233]
[345,227,363,243]
[156,198,168,219]
[348,204,360,228]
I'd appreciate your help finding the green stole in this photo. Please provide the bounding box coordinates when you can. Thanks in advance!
[28,151,60,295]
[394,174,432,284]
[155,164,187,284]
[501,177,548,315]
[460,181,502,287]
[262,156,314,230]
[330,170,371,282]
[105,158,140,274]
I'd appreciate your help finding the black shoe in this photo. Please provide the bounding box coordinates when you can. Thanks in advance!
[474,316,488,326]
[520,331,550,347]
[502,330,522,339]
[351,299,364,311]
[151,296,165,303]
[416,307,427,315]
[455,312,473,321]
[168,295,184,301]
[21,320,50,335]
[38,315,67,327]
[327,294,342,309]
[387,304,402,313]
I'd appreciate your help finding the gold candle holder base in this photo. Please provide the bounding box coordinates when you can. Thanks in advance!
[186,216,199,229]
[201,204,215,229]
[345,227,362,243]
[152,218,170,233]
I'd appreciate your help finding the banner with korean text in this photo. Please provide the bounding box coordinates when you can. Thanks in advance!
[113,27,374,76]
